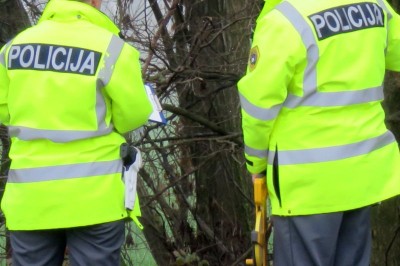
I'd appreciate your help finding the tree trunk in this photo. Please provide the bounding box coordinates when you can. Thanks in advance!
[370,2,400,265]
[173,0,258,264]
[372,69,400,265]
[136,0,261,265]
[371,197,400,266]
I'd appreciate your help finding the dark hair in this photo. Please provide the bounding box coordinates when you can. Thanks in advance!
[70,0,91,3]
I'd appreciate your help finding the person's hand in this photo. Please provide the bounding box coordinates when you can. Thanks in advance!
[252,173,266,183]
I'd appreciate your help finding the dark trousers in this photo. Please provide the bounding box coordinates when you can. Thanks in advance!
[272,207,371,266]
[10,220,125,266]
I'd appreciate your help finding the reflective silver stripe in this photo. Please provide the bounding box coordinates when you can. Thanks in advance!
[377,0,392,20]
[0,40,12,67]
[97,35,125,87]
[277,2,318,97]
[8,126,113,142]
[245,144,269,159]
[239,92,282,121]
[0,49,5,67]
[285,86,383,107]
[8,159,123,183]
[268,131,395,165]
[277,2,384,108]
[9,35,126,142]
[376,0,391,54]
[96,35,124,133]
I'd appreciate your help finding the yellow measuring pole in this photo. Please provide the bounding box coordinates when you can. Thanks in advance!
[246,177,269,266]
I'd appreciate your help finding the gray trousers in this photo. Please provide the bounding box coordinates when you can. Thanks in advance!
[272,207,371,266]
[9,220,125,266]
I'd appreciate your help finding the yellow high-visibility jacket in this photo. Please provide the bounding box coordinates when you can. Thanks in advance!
[238,0,400,216]
[0,0,152,230]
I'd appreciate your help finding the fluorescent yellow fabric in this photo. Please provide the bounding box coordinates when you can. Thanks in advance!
[0,0,152,230]
[238,0,400,216]
[258,0,282,21]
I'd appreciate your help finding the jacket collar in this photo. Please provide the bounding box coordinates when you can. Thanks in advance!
[38,0,120,35]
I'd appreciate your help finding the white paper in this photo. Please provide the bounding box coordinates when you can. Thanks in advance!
[145,84,167,124]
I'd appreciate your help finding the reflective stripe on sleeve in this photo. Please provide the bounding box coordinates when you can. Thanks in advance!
[268,131,395,165]
[8,159,123,183]
[276,2,385,108]
[9,35,125,142]
[239,92,282,120]
[245,145,269,159]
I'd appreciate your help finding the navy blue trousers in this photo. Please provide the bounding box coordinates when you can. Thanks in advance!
[272,207,371,266]
[9,220,125,266]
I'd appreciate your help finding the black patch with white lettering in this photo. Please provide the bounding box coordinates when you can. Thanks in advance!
[308,2,385,40]
[8,44,101,75]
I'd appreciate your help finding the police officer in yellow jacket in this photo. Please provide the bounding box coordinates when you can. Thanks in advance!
[238,0,400,265]
[0,0,152,264]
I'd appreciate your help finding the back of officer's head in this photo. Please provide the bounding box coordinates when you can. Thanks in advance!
[67,0,102,9]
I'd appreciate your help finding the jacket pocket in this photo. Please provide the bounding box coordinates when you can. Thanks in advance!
[272,145,282,207]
